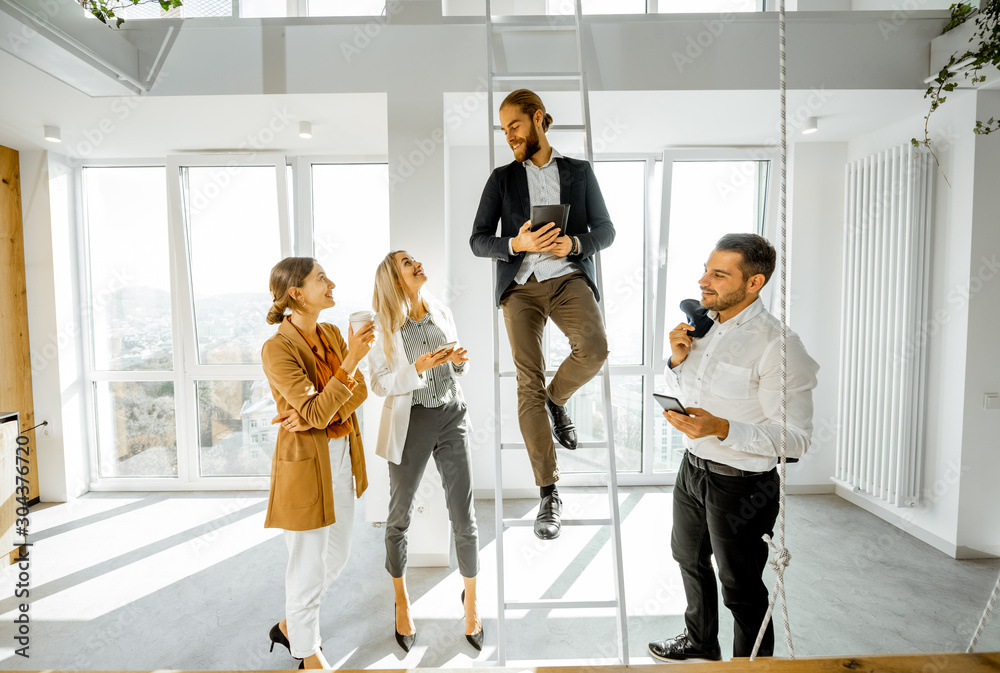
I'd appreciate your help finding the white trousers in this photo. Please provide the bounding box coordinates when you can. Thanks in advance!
[283,436,354,659]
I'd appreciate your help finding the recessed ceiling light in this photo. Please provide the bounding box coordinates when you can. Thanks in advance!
[43,125,62,143]
[802,117,818,135]
[298,121,312,139]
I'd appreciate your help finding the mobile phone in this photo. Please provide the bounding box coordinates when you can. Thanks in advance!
[432,341,458,355]
[653,393,688,415]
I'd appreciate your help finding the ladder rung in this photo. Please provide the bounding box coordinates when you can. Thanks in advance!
[501,441,607,451]
[505,599,617,610]
[493,125,586,133]
[504,517,612,527]
[492,72,582,81]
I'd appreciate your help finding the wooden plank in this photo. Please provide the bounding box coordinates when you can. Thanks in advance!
[14,653,996,673]
[0,146,39,503]
[542,654,1000,672]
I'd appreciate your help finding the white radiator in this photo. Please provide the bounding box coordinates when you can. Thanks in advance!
[835,144,933,507]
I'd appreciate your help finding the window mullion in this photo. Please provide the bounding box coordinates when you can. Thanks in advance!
[297,157,314,256]
[77,166,103,489]
[166,158,198,484]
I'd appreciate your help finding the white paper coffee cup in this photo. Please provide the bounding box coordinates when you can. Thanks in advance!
[349,310,374,333]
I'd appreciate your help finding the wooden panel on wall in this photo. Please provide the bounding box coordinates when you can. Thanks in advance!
[1,146,39,503]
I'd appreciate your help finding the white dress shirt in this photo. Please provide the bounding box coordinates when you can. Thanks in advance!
[507,148,579,283]
[663,298,820,472]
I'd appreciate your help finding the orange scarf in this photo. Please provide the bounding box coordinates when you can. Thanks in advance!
[289,320,355,439]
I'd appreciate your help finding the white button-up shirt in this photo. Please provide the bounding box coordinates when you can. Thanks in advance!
[508,148,577,284]
[663,298,820,472]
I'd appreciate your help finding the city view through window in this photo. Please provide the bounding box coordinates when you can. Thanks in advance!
[83,157,764,483]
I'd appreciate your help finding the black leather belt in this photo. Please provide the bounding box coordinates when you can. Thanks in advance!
[686,451,766,478]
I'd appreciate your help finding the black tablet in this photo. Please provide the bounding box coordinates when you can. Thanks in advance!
[530,204,570,232]
[653,393,688,415]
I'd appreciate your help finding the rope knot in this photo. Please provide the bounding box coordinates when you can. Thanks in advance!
[762,533,791,573]
[771,547,792,572]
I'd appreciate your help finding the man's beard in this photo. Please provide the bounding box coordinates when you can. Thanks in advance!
[702,284,748,313]
[520,123,542,162]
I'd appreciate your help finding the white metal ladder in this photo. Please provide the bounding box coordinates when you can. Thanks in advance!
[485,0,629,665]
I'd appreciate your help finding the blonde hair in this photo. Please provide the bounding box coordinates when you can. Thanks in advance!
[267,256,316,325]
[372,250,413,362]
[500,89,553,132]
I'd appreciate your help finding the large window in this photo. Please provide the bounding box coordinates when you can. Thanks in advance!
[521,151,774,483]
[83,166,177,479]
[652,151,774,474]
[81,158,390,487]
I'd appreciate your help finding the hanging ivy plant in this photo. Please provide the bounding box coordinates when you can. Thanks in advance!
[914,0,1000,159]
[78,0,182,27]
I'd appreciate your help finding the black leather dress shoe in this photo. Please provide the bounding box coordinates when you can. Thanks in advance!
[648,630,722,662]
[534,493,562,540]
[545,396,578,450]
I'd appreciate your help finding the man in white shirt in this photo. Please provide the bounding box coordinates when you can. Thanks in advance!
[648,234,819,662]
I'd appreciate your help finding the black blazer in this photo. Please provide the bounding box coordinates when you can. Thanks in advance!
[469,155,616,306]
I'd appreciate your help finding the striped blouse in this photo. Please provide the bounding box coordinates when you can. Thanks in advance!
[400,312,464,408]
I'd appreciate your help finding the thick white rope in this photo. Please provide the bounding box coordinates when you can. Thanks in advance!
[749,0,795,660]
[968,569,1000,653]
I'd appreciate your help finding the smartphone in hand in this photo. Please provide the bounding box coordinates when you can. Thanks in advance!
[432,341,458,355]
[653,393,688,416]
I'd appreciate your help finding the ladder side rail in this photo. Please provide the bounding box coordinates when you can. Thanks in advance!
[573,0,629,662]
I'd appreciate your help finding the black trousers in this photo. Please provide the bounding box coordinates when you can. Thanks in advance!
[671,453,780,658]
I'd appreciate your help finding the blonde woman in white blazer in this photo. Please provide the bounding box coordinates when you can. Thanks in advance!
[369,250,483,653]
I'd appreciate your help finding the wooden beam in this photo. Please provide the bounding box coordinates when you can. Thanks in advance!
[0,145,39,504]
[11,653,997,673]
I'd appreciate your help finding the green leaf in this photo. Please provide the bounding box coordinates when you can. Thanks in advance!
[911,138,920,147]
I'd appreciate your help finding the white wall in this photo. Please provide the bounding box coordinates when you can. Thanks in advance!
[787,142,847,487]
[955,89,1000,558]
[21,150,90,502]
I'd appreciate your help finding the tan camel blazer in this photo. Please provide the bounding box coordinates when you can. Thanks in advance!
[261,318,368,531]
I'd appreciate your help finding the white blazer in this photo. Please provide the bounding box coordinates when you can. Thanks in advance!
[368,295,468,464]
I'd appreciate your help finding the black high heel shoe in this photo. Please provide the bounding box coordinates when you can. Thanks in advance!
[269,622,301,660]
[461,589,484,651]
[394,602,416,652]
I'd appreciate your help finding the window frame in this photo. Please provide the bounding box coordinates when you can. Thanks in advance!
[79,155,388,491]
[650,147,779,478]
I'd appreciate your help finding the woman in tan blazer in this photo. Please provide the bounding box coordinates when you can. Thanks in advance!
[261,256,375,670]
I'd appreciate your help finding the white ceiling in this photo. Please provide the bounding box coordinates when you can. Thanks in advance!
[0,50,389,158]
[445,89,932,151]
[1,46,932,160]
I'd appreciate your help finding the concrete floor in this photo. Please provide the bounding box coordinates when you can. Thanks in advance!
[1,488,997,670]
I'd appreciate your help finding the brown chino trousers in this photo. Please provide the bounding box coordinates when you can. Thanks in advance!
[500,271,609,487]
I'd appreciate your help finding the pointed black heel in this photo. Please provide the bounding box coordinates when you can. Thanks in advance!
[394,602,416,652]
[269,622,302,660]
[461,589,484,651]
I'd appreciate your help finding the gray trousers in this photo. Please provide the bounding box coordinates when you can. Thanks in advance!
[385,398,479,578]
